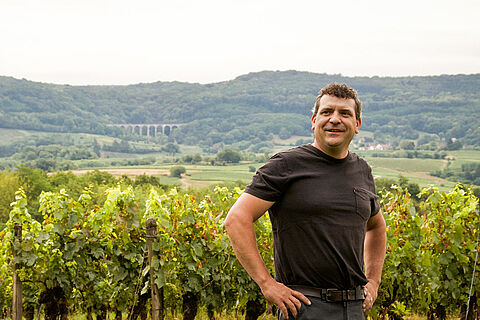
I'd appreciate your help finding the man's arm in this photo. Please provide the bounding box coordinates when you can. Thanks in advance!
[224,192,310,319]
[362,210,387,313]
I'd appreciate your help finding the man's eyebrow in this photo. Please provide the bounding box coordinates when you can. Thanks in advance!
[320,106,353,111]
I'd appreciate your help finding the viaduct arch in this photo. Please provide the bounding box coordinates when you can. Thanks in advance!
[107,123,182,137]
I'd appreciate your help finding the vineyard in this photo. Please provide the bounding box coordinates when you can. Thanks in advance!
[0,184,479,320]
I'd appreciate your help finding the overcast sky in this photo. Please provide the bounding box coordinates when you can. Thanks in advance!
[1,0,479,85]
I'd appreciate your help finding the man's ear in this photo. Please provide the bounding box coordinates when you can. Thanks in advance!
[310,114,316,130]
[355,117,362,134]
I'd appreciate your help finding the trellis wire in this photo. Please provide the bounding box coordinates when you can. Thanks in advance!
[465,199,480,320]
[128,251,147,320]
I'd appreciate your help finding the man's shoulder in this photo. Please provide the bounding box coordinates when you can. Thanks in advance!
[273,144,315,160]
[348,151,365,162]
[348,151,373,170]
[265,145,324,173]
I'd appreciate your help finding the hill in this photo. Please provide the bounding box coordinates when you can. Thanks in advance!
[1,71,480,150]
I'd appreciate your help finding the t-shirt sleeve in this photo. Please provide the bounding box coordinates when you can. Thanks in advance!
[370,195,380,217]
[244,153,289,202]
[366,166,381,217]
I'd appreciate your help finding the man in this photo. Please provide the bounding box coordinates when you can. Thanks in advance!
[224,83,387,319]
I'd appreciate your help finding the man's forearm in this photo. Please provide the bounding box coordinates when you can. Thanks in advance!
[224,213,273,288]
[364,213,387,287]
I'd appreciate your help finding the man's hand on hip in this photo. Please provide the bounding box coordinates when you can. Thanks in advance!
[260,279,311,319]
[362,280,379,313]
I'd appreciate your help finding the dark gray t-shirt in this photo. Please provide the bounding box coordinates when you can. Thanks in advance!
[245,144,380,289]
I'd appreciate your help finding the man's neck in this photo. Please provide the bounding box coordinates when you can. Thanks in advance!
[311,142,349,159]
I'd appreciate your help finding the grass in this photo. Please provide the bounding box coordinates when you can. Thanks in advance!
[445,149,480,170]
[186,165,256,182]
[349,153,461,191]
[179,144,205,154]
[388,174,456,192]
[157,175,181,185]
[178,164,257,188]
[188,170,253,182]
[357,149,480,191]
[451,149,480,161]
[365,158,445,173]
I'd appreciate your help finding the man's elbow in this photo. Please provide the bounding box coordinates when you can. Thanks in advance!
[223,207,241,235]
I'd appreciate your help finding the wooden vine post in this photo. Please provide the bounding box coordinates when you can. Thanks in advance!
[12,223,23,320]
[146,219,164,320]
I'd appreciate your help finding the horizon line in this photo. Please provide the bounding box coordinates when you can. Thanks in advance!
[1,70,479,87]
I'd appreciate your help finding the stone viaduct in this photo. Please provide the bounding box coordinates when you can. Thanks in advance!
[107,123,182,137]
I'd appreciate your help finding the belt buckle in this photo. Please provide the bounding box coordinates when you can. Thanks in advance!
[325,288,336,302]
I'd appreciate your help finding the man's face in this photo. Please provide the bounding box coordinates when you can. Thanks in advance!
[311,94,361,158]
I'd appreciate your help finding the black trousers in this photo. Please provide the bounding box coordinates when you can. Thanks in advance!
[277,297,365,320]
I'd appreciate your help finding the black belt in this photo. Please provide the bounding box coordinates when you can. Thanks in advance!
[289,285,365,302]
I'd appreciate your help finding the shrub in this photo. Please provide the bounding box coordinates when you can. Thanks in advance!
[170,166,186,178]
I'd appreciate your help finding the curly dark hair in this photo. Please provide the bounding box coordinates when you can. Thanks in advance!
[312,83,362,119]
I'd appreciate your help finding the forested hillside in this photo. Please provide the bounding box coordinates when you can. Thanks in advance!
[1,71,479,148]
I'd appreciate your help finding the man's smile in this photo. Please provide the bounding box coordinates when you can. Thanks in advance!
[324,128,345,132]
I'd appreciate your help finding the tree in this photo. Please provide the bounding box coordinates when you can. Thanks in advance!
[16,165,52,218]
[170,166,186,178]
[134,174,161,186]
[34,158,57,171]
[163,143,180,155]
[216,149,242,163]
[93,139,101,157]
[443,139,463,151]
[398,175,421,199]
[119,139,131,152]
[192,154,202,163]
[399,140,415,150]
[0,168,20,224]
[374,177,398,195]
[278,128,291,140]
[183,155,194,163]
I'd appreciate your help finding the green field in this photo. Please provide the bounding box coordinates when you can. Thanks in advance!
[151,164,258,188]
[362,157,456,190]
[70,164,259,189]
[445,149,480,170]
[187,165,255,181]
[365,158,445,172]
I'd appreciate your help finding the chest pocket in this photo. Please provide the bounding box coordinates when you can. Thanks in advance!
[354,187,378,220]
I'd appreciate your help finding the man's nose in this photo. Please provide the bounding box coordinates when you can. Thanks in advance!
[329,112,341,123]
